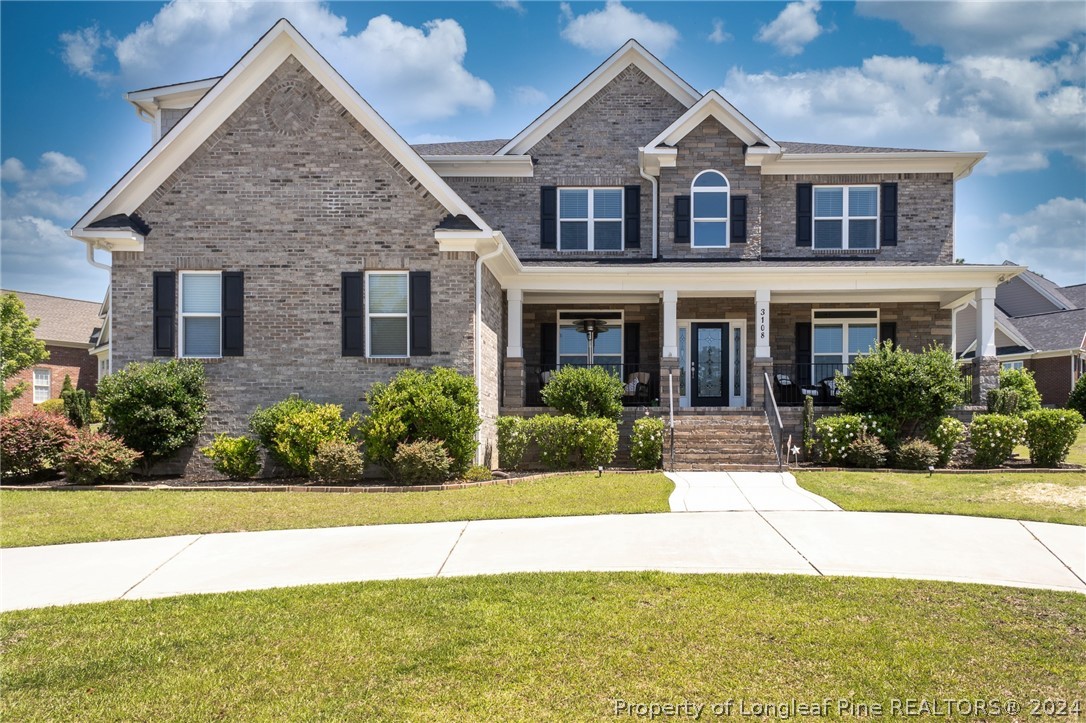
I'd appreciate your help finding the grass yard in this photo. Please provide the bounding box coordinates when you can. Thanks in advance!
[0,472,672,548]
[797,470,1086,525]
[1015,424,1086,467]
[2,573,1082,721]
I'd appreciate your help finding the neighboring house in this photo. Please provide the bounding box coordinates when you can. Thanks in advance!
[955,266,1086,406]
[69,20,1016,472]
[3,290,100,415]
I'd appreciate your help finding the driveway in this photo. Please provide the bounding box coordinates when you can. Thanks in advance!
[666,471,840,511]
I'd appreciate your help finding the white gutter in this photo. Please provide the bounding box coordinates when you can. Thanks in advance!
[475,236,505,465]
[639,165,659,259]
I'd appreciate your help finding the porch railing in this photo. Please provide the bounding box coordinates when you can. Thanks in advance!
[771,363,847,406]
[524,363,660,408]
[762,372,784,471]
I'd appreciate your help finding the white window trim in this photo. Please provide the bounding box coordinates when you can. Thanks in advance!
[557,309,624,368]
[1002,360,1024,371]
[691,169,730,248]
[813,184,880,250]
[32,368,51,404]
[557,188,625,252]
[811,309,881,371]
[179,271,222,359]
[365,270,410,359]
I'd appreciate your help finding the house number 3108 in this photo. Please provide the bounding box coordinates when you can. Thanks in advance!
[758,307,767,341]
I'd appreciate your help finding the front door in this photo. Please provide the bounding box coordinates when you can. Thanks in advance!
[691,322,729,407]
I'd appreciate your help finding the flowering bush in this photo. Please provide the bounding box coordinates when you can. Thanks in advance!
[969,414,1026,468]
[846,435,889,468]
[894,438,941,470]
[1022,409,1083,467]
[814,414,892,465]
[61,431,141,484]
[528,415,580,470]
[200,434,262,479]
[631,417,666,470]
[578,417,619,468]
[496,416,531,471]
[925,417,965,467]
[0,410,77,480]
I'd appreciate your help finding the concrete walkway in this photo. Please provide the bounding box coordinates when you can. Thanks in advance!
[3,512,1083,611]
[666,471,841,512]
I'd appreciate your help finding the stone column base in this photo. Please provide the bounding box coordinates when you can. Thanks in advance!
[502,357,525,408]
[751,357,774,408]
[972,356,999,406]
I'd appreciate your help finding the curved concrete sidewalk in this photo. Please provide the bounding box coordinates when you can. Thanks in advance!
[2,511,1083,611]
[667,471,840,512]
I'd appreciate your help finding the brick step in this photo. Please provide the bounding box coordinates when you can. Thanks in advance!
[671,462,782,471]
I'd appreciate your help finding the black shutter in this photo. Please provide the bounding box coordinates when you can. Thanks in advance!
[341,272,363,357]
[796,184,812,247]
[540,322,557,371]
[152,271,175,357]
[221,272,244,356]
[880,183,898,247]
[624,185,641,249]
[409,271,432,356]
[795,322,812,386]
[880,321,897,349]
[674,195,691,244]
[731,195,748,244]
[624,323,640,373]
[540,186,557,249]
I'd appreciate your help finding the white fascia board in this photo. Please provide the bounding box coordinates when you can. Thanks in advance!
[125,77,221,121]
[422,155,534,178]
[759,151,986,180]
[646,90,779,153]
[639,147,677,175]
[68,228,144,252]
[75,20,491,236]
[498,40,700,156]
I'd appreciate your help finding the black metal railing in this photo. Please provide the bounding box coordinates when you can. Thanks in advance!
[771,363,847,406]
[762,372,784,470]
[524,363,659,407]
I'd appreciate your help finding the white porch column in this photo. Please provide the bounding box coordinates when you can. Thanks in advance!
[506,289,523,358]
[976,286,996,358]
[662,290,678,357]
[754,288,771,358]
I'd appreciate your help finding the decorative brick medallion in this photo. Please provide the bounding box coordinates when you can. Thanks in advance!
[263,81,319,136]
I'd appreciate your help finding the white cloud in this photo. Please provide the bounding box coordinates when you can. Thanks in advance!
[756,0,825,56]
[60,1,494,125]
[708,19,732,45]
[495,0,525,14]
[989,197,1086,285]
[512,85,548,106]
[722,47,1086,174]
[559,0,680,57]
[0,215,107,301]
[857,0,1086,58]
[1,152,86,190]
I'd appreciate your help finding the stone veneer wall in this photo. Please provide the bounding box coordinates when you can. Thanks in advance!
[443,65,687,260]
[114,56,487,475]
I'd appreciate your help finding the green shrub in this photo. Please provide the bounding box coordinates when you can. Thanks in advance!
[496,416,531,471]
[894,438,941,470]
[578,417,619,468]
[59,375,92,429]
[272,404,359,477]
[1022,409,1083,467]
[541,365,624,420]
[36,398,66,415]
[392,440,452,485]
[311,439,364,482]
[61,431,141,484]
[528,415,580,470]
[463,465,493,482]
[89,398,104,425]
[813,414,891,465]
[926,416,965,467]
[1068,373,1086,417]
[1,292,48,414]
[360,368,479,476]
[986,388,1020,416]
[969,414,1026,468]
[838,342,969,438]
[631,417,666,470]
[200,434,261,479]
[846,435,889,468]
[249,395,320,461]
[998,367,1042,412]
[0,410,77,480]
[95,359,208,466]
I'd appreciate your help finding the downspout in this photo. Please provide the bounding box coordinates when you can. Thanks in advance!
[475,237,505,465]
[80,238,113,373]
[639,166,659,259]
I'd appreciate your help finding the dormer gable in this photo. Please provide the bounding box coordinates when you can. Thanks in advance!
[126,77,220,144]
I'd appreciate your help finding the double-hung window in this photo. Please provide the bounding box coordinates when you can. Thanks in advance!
[812,310,879,379]
[692,170,729,247]
[558,188,623,251]
[32,368,51,403]
[180,271,222,358]
[366,271,409,358]
[814,185,878,249]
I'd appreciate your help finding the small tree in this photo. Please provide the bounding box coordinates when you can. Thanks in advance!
[60,374,92,428]
[541,365,624,420]
[998,367,1042,412]
[95,359,208,470]
[837,342,969,438]
[1069,373,1086,417]
[1,292,48,413]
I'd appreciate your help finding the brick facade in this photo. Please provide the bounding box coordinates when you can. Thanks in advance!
[8,344,97,416]
[1026,356,1075,407]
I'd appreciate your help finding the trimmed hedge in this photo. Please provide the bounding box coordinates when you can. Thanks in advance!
[1022,409,1083,467]
[970,414,1026,468]
[201,434,262,479]
[631,417,666,470]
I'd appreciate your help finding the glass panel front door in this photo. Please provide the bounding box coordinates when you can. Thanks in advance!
[691,323,729,406]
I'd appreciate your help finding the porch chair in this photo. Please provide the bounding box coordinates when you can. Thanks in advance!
[774,373,798,404]
[625,372,652,405]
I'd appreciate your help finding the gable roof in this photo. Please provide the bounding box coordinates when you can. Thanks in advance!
[644,89,780,152]
[4,290,101,346]
[497,39,700,156]
[72,19,491,238]
[1011,309,1086,352]
[1062,283,1086,309]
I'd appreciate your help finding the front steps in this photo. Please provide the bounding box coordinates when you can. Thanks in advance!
[668,410,780,470]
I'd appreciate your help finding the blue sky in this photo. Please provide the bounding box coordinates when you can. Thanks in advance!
[2,0,1084,302]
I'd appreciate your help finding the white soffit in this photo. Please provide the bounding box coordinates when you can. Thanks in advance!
[758,151,987,180]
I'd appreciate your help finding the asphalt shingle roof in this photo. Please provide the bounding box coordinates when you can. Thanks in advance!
[86,213,152,235]
[4,290,101,346]
[413,139,510,156]
[777,141,942,154]
[1011,309,1086,352]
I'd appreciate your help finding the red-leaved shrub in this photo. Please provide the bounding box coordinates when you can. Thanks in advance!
[61,431,141,485]
[0,411,77,481]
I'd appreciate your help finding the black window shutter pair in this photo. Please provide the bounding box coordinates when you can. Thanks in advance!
[623,323,641,372]
[540,186,641,249]
[672,195,747,244]
[341,271,431,357]
[152,271,243,356]
[880,183,898,246]
[795,183,898,247]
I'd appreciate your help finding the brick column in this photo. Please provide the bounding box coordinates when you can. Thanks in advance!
[659,356,680,413]
[503,289,525,407]
[751,358,773,408]
[503,357,525,408]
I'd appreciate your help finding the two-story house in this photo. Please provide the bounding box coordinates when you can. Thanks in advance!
[70,20,1017,473]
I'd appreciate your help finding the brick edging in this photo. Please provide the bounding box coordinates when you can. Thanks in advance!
[796,466,1084,474]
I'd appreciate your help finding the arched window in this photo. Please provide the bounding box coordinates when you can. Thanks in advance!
[692,170,729,248]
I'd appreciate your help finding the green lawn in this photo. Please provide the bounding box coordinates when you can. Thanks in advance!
[0,473,672,548]
[1016,424,1086,466]
[798,470,1086,525]
[2,573,1082,721]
